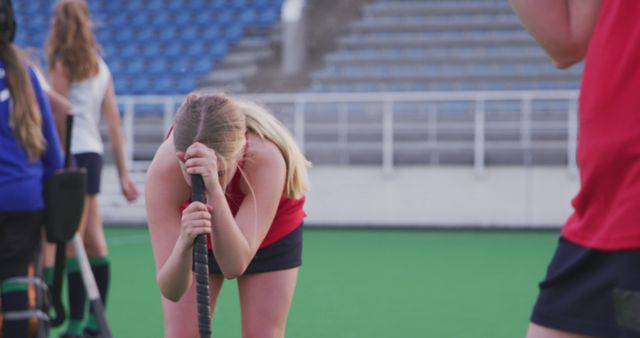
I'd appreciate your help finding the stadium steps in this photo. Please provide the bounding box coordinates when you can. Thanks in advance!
[325,53,550,66]
[309,0,580,96]
[352,16,523,34]
[364,1,513,17]
[337,33,536,49]
[199,36,274,93]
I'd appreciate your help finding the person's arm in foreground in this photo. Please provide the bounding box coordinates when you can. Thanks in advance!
[32,64,72,135]
[149,134,285,301]
[510,0,602,68]
[181,137,285,279]
[29,67,63,176]
[146,138,196,301]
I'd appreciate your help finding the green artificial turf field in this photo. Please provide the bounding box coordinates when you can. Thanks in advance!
[50,227,558,337]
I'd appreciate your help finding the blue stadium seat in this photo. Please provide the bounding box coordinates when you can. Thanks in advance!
[130,13,150,28]
[136,27,156,42]
[258,8,280,26]
[15,0,284,95]
[174,12,192,25]
[193,59,212,73]
[224,24,244,42]
[130,77,151,95]
[151,12,173,27]
[141,44,162,58]
[148,59,168,75]
[238,9,258,24]
[114,77,129,94]
[170,59,191,73]
[201,26,222,41]
[153,76,175,94]
[164,43,185,58]
[124,59,145,76]
[209,42,228,58]
[194,11,215,25]
[109,13,130,28]
[107,59,125,74]
[158,29,179,43]
[180,27,200,41]
[119,44,139,59]
[185,43,205,57]
[176,77,198,94]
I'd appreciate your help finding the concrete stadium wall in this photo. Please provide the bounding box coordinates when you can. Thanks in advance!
[101,165,578,229]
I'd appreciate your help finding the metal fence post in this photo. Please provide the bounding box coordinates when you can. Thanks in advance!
[521,95,532,165]
[163,97,175,136]
[338,103,349,165]
[428,104,439,165]
[474,97,485,176]
[294,97,305,154]
[123,98,135,166]
[383,98,394,175]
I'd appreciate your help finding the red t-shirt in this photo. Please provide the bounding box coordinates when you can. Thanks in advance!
[180,138,305,249]
[562,0,640,250]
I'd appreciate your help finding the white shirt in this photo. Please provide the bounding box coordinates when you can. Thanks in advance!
[69,58,110,155]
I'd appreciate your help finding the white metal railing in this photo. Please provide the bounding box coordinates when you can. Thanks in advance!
[117,90,580,176]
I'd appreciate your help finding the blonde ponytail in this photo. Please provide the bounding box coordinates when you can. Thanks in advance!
[1,42,45,161]
[236,100,311,199]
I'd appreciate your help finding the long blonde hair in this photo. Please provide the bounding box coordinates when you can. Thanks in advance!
[0,41,45,161]
[173,93,311,199]
[236,99,311,199]
[46,0,99,81]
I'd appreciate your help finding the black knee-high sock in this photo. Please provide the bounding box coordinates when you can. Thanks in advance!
[84,256,110,335]
[66,258,86,335]
[1,279,29,337]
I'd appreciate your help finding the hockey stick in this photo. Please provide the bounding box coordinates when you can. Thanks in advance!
[191,174,211,338]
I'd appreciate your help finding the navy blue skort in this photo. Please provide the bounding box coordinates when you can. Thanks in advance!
[204,224,303,275]
[531,237,640,337]
[73,152,103,195]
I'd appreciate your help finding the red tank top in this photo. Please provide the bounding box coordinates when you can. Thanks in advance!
[561,0,640,250]
[179,136,305,249]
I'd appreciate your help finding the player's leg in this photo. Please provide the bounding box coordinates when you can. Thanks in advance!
[163,274,224,338]
[237,268,299,338]
[64,152,102,337]
[526,323,599,338]
[80,195,109,336]
[529,237,640,338]
[236,225,303,338]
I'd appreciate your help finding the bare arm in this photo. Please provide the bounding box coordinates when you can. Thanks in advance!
[48,61,72,149]
[32,64,72,129]
[46,90,72,121]
[151,134,285,301]
[510,0,602,68]
[101,76,139,202]
[209,137,285,278]
[146,139,198,301]
[182,135,285,279]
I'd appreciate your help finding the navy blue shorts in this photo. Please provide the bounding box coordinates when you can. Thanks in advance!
[531,237,640,337]
[207,224,303,275]
[0,211,42,281]
[73,152,103,195]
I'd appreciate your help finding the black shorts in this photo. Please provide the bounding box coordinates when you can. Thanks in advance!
[531,237,640,337]
[0,211,43,281]
[74,152,103,195]
[207,225,303,275]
